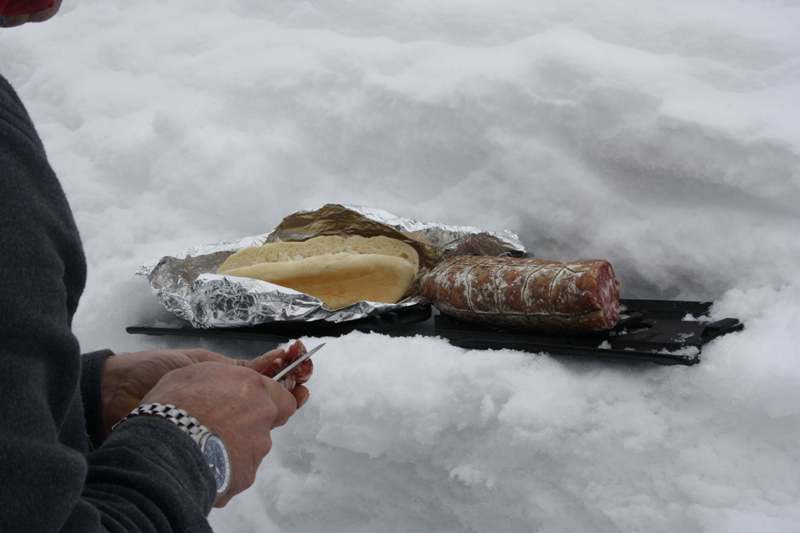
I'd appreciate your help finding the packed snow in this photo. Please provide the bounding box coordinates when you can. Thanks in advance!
[2,0,800,531]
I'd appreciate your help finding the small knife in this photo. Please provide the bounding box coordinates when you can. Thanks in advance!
[273,342,325,382]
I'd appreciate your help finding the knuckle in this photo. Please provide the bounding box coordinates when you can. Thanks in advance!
[248,366,267,380]
[261,400,279,422]
[284,402,297,422]
[214,496,229,508]
[282,390,298,412]
[241,368,266,389]
[241,469,256,490]
[264,436,273,455]
[257,435,273,458]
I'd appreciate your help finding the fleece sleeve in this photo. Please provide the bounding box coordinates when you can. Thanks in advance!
[0,76,215,532]
[80,349,114,449]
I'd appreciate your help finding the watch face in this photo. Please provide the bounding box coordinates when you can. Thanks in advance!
[202,434,231,496]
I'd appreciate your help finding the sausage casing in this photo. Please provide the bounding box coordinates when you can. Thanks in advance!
[420,256,620,333]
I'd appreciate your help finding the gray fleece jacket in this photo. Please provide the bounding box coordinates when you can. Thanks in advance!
[0,73,215,532]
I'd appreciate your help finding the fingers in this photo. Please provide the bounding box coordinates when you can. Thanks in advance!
[178,346,311,382]
[293,358,314,384]
[261,375,297,428]
[279,375,296,392]
[246,347,286,376]
[292,385,310,409]
[175,341,311,423]
[246,340,310,381]
[180,349,231,364]
[285,340,307,360]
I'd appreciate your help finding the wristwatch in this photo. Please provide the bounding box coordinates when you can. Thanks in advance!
[113,403,232,497]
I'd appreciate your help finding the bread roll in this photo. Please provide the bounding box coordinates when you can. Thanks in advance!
[217,235,420,309]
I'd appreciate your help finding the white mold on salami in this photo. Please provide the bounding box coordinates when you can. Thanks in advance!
[421,256,621,333]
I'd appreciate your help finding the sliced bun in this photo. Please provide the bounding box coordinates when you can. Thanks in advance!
[217,235,420,309]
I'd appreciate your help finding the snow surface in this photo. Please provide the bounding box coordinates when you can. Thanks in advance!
[3,1,800,531]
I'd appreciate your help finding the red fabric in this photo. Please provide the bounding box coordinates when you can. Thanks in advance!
[0,1,55,17]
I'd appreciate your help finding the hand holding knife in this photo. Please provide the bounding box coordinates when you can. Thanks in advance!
[245,339,323,405]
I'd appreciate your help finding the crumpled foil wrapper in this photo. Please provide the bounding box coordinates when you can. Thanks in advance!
[141,204,526,328]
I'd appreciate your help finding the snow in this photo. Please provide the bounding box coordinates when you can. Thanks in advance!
[3,0,800,531]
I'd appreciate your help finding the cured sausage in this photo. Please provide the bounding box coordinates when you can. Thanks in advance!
[420,256,620,333]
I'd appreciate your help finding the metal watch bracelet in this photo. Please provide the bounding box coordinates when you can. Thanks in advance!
[112,403,211,446]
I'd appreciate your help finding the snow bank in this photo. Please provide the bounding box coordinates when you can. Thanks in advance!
[2,0,799,531]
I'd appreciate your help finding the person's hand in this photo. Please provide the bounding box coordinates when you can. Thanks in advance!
[101,348,233,437]
[101,341,313,436]
[139,361,298,507]
[247,340,313,407]
[0,1,62,27]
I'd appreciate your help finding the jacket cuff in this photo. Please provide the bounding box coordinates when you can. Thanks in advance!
[80,349,114,449]
[103,415,217,515]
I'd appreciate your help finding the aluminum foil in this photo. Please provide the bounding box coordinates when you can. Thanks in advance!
[142,204,526,328]
[340,205,526,255]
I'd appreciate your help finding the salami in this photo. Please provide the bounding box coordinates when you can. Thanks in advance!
[420,256,620,333]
